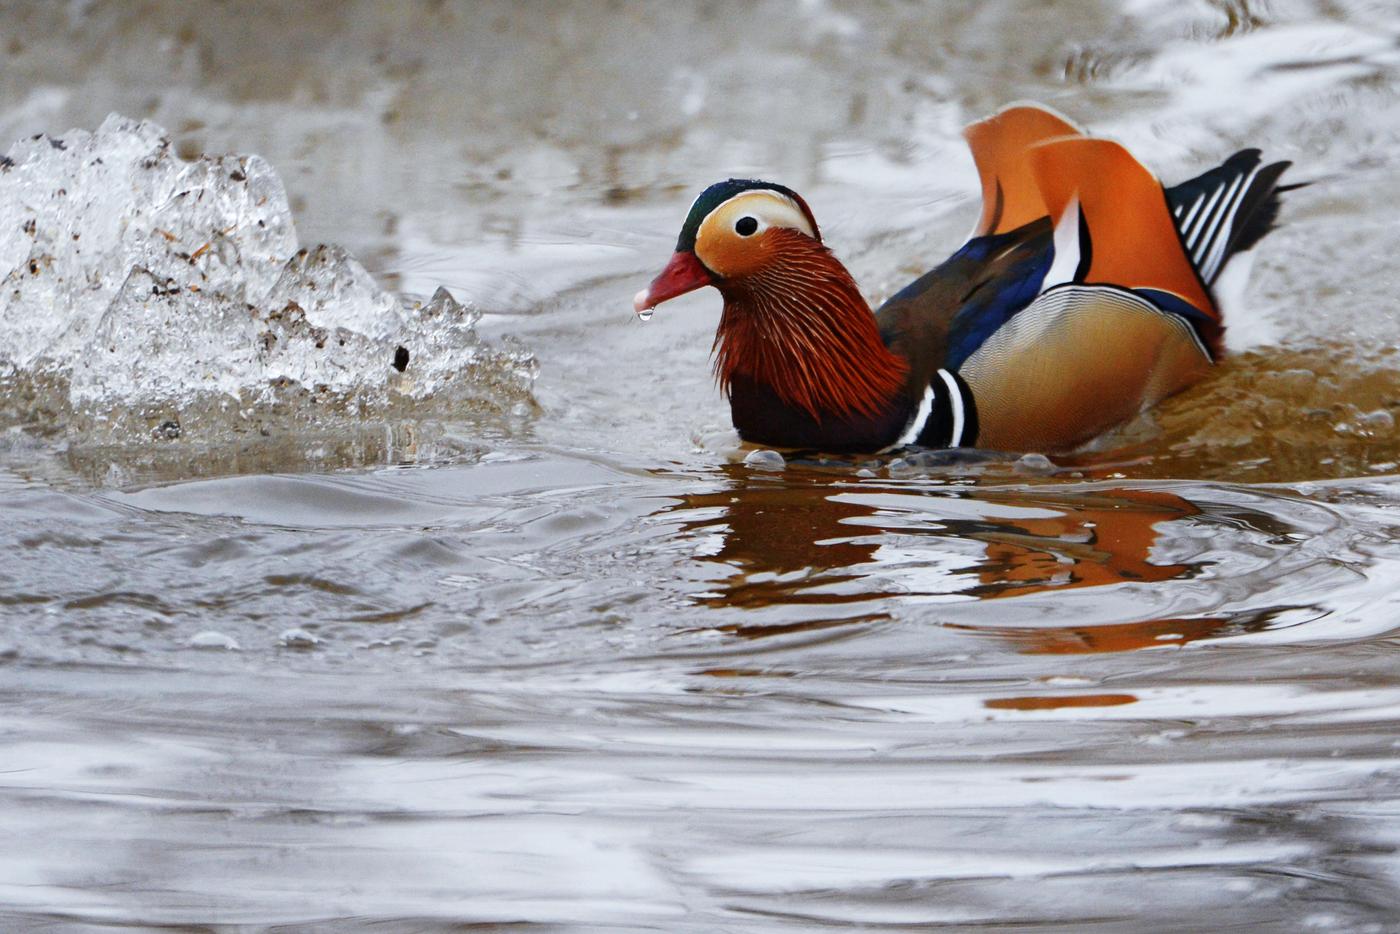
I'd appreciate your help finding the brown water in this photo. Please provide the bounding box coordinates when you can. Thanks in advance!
[6,1,1400,930]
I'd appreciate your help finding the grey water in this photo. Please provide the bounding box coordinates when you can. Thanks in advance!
[6,1,1400,930]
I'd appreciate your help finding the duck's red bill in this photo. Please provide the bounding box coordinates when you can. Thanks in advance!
[634,251,712,315]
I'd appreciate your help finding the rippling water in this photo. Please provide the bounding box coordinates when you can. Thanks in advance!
[6,1,1400,930]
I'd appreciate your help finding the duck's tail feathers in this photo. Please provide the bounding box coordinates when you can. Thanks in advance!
[1166,151,1294,286]
[963,102,1084,238]
[1029,136,1217,320]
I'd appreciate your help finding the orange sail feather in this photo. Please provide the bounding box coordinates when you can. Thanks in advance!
[1029,136,1218,318]
[964,104,1084,237]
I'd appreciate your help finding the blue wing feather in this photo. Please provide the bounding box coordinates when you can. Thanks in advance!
[939,232,1054,371]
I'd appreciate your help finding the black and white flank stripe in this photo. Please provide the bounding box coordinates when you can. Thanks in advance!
[887,368,978,450]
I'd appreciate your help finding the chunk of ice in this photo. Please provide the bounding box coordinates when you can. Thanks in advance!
[0,115,535,440]
[0,116,296,371]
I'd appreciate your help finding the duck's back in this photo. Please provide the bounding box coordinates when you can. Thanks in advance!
[874,220,1052,405]
[874,105,1292,453]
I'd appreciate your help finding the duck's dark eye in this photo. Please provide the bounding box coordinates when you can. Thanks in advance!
[735,216,758,236]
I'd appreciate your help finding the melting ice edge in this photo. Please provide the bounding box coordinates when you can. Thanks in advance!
[0,115,537,441]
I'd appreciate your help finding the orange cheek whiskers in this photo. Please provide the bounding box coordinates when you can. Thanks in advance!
[711,231,907,423]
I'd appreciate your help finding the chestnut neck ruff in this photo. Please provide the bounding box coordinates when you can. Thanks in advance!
[711,229,908,423]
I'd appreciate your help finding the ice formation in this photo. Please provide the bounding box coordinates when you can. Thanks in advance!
[0,115,535,438]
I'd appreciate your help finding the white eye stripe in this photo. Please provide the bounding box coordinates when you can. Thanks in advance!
[706,190,816,239]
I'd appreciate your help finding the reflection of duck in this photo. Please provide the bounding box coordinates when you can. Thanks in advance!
[974,616,1230,655]
[667,468,1246,650]
[965,605,1308,655]
[676,475,881,611]
[965,488,1200,598]
[636,104,1294,454]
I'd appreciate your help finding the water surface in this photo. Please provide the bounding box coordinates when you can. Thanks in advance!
[5,1,1400,930]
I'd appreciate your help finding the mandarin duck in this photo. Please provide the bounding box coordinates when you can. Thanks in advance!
[633,104,1293,453]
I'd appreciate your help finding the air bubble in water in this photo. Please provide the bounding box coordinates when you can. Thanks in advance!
[744,448,785,471]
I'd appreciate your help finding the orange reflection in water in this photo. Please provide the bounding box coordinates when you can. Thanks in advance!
[665,466,1237,652]
[968,615,1230,654]
[984,693,1138,710]
[967,489,1199,598]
